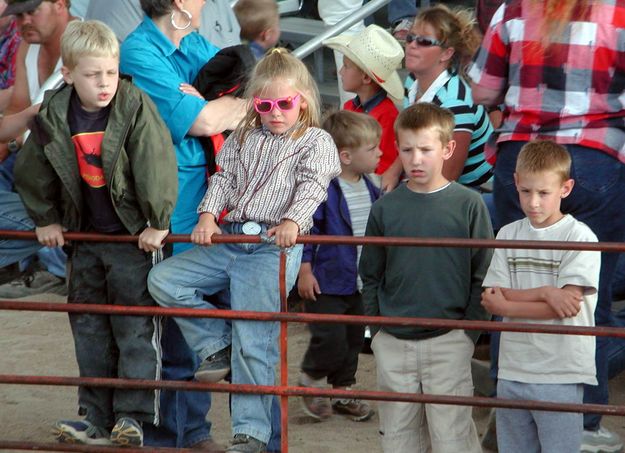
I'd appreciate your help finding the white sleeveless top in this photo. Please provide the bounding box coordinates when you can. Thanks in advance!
[25,44,64,104]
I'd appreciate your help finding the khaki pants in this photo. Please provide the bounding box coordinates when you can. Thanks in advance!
[372,329,481,453]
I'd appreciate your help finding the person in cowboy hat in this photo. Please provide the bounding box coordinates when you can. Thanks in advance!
[324,24,404,190]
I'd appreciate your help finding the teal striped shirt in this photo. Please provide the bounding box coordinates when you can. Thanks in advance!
[404,73,494,187]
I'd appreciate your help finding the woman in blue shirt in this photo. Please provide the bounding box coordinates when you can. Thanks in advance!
[120,1,245,450]
[121,0,245,249]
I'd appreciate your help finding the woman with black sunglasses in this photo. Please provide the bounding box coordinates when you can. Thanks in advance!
[382,5,495,203]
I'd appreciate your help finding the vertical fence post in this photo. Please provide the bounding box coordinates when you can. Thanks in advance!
[279,251,289,453]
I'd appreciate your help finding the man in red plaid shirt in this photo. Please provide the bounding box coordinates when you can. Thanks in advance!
[469,1,625,452]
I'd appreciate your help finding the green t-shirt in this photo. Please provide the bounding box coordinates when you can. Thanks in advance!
[359,182,494,342]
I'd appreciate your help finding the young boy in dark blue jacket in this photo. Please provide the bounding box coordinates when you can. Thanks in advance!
[298,110,382,423]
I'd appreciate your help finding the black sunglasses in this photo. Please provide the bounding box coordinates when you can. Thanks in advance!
[405,34,444,47]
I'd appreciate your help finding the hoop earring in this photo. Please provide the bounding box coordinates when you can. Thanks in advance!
[170,8,192,30]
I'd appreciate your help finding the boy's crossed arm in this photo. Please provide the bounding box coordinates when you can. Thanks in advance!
[481,285,585,319]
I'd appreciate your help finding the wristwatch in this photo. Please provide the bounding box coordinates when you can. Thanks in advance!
[7,139,20,153]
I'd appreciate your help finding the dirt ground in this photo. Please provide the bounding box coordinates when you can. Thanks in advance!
[1,293,625,452]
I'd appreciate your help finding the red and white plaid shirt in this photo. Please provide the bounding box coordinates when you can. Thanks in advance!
[468,0,625,163]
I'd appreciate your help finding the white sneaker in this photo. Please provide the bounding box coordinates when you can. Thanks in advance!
[581,426,624,453]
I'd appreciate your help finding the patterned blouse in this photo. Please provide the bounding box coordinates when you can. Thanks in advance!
[198,126,341,233]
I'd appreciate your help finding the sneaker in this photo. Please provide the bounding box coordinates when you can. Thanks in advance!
[301,393,332,420]
[332,398,374,422]
[299,374,332,421]
[110,417,143,447]
[226,434,266,453]
[53,420,112,445]
[195,346,231,382]
[0,270,67,299]
[581,426,624,453]
[392,17,414,41]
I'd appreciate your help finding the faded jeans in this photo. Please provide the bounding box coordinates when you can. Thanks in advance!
[0,189,66,277]
[148,223,302,444]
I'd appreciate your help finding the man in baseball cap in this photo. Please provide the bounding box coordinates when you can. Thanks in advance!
[0,0,74,298]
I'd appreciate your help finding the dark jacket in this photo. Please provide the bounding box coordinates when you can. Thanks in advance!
[193,44,255,100]
[302,176,381,295]
[14,78,177,234]
[193,45,256,175]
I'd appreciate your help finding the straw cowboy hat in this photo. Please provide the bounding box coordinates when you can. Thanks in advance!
[324,24,405,101]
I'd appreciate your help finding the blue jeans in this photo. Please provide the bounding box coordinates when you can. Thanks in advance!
[493,141,625,431]
[613,254,625,301]
[143,318,214,447]
[230,389,283,451]
[0,152,16,192]
[148,224,303,444]
[608,308,625,383]
[146,303,283,449]
[0,189,66,277]
[267,397,281,451]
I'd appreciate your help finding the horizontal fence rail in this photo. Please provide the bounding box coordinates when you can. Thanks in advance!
[1,229,625,452]
[1,376,623,416]
[3,229,625,252]
[3,301,625,338]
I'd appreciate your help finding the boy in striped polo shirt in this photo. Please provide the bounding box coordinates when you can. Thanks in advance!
[481,140,601,452]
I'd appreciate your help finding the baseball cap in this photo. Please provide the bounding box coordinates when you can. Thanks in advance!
[1,0,45,18]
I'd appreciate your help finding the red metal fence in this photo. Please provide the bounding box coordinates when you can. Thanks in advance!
[1,229,625,452]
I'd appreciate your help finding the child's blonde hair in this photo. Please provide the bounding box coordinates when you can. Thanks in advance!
[322,110,382,151]
[395,102,455,145]
[233,0,279,42]
[516,140,572,182]
[235,48,321,142]
[61,20,119,70]
[414,4,480,79]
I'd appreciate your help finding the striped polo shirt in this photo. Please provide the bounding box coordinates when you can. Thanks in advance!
[404,72,494,187]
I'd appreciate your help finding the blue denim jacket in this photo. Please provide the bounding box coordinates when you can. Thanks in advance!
[302,176,381,295]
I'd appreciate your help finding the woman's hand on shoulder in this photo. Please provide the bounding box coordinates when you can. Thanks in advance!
[191,213,221,245]
[179,83,204,100]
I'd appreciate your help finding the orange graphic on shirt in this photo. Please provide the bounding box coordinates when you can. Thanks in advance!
[73,132,106,188]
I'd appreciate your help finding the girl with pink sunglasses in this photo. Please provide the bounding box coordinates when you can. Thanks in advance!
[148,48,340,453]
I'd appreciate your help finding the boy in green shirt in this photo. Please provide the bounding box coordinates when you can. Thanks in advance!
[359,102,493,453]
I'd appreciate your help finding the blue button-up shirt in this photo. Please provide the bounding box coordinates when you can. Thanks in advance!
[120,17,220,243]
